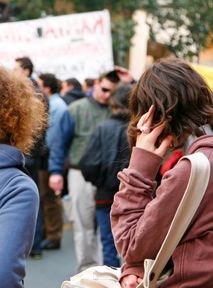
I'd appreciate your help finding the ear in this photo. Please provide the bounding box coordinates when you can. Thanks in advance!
[46,86,52,95]
[94,79,100,85]
[23,68,30,77]
[93,79,101,91]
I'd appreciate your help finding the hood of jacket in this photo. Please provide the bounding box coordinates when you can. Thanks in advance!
[0,144,24,169]
[63,89,85,105]
[187,135,213,154]
[67,89,85,99]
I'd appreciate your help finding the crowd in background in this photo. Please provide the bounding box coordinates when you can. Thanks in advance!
[13,56,135,271]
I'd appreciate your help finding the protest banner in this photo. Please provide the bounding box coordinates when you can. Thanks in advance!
[0,10,113,80]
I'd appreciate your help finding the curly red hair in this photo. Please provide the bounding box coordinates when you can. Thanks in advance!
[0,66,47,154]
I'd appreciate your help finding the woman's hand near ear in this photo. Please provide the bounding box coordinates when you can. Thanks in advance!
[136,106,173,158]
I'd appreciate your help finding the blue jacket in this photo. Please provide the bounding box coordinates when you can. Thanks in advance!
[46,93,74,174]
[0,144,39,287]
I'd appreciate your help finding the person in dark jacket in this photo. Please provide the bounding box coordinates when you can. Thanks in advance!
[0,66,47,287]
[61,78,85,105]
[80,83,132,267]
[14,56,49,258]
[14,57,48,182]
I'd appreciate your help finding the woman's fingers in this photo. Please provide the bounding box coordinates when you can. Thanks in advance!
[137,105,155,130]
[137,113,148,129]
[136,106,173,157]
[148,122,166,141]
[156,135,173,157]
[145,105,155,127]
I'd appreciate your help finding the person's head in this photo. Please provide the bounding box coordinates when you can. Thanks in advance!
[110,83,132,120]
[0,66,47,154]
[93,70,120,105]
[14,57,34,77]
[128,58,213,148]
[82,78,95,93]
[38,73,59,96]
[61,78,82,96]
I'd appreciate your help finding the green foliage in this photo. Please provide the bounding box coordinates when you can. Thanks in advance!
[10,0,55,20]
[142,0,213,59]
[71,0,139,15]
[112,19,136,66]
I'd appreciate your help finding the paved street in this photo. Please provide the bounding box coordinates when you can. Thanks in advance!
[25,224,77,288]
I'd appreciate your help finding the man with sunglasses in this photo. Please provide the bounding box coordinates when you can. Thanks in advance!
[67,68,134,272]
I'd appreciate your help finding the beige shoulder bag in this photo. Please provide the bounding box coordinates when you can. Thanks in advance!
[138,152,210,288]
[61,152,210,288]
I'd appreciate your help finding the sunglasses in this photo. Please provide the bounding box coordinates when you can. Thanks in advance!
[101,87,111,93]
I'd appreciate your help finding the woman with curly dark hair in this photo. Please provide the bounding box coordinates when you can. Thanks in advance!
[110,58,213,288]
[0,66,47,287]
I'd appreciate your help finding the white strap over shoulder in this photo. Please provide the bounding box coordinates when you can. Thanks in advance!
[137,152,211,288]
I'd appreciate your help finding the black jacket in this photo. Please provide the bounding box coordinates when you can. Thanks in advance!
[80,114,130,207]
[25,80,49,182]
[62,89,85,106]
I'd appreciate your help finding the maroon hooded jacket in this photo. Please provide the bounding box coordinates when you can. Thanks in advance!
[111,135,213,287]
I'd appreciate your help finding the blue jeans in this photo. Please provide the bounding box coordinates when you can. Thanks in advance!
[96,207,120,267]
[31,203,43,252]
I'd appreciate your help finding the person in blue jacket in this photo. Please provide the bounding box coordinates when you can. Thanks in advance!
[38,73,74,249]
[0,66,47,286]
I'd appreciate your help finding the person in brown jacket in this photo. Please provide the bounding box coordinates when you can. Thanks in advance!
[110,58,213,288]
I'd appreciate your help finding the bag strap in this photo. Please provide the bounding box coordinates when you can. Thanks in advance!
[139,152,211,288]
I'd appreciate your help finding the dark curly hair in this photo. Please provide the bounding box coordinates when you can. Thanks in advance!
[0,66,47,154]
[128,58,213,148]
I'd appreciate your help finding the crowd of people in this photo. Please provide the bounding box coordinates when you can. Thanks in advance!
[0,55,213,288]
[3,56,135,283]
